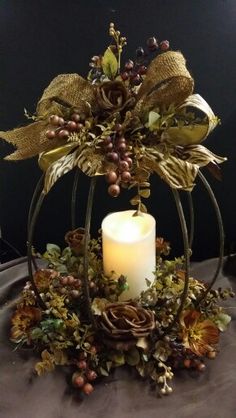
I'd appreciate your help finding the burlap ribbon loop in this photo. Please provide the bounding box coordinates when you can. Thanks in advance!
[136,51,194,110]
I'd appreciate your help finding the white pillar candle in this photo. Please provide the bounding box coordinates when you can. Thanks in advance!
[102,210,156,300]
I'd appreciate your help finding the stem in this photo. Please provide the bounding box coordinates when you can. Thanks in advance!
[187,192,194,249]
[27,192,47,309]
[71,169,80,230]
[27,174,45,272]
[196,171,224,306]
[83,177,97,328]
[164,189,190,334]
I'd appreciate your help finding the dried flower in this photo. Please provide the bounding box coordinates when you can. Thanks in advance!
[180,310,219,356]
[98,302,155,347]
[65,228,86,255]
[96,81,129,112]
[11,306,42,342]
[34,269,59,291]
[156,237,171,256]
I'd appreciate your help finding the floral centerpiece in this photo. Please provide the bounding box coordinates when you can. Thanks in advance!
[1,24,233,397]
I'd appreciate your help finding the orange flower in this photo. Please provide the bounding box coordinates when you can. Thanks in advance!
[11,306,42,342]
[34,269,59,291]
[180,310,219,356]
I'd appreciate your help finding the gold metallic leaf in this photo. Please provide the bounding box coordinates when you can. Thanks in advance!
[183,144,226,167]
[44,151,78,194]
[75,144,105,176]
[164,94,219,145]
[39,142,79,172]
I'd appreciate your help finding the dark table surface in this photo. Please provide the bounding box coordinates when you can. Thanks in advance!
[0,257,236,418]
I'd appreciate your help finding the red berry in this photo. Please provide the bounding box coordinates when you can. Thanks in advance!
[60,276,68,286]
[58,117,65,126]
[74,279,82,288]
[72,372,85,388]
[82,383,94,395]
[115,123,122,132]
[117,142,127,152]
[125,60,134,71]
[46,129,56,139]
[197,363,206,372]
[108,184,120,197]
[105,143,113,151]
[132,74,141,86]
[139,65,147,75]
[90,346,97,355]
[103,136,112,145]
[160,40,170,51]
[76,123,84,130]
[124,157,133,167]
[67,275,75,285]
[107,152,119,162]
[58,129,69,139]
[119,161,129,171]
[78,360,87,370]
[71,113,80,122]
[136,47,145,58]
[86,370,97,381]
[49,115,60,125]
[121,171,131,182]
[183,359,191,368]
[147,36,158,51]
[67,121,77,131]
[106,171,118,184]
[121,72,129,81]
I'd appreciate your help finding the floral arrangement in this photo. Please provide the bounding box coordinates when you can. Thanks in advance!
[1,24,233,397]
[11,235,233,396]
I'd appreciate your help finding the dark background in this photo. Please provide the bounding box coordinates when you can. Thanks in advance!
[0,0,236,261]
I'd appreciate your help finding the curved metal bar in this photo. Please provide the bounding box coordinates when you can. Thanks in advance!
[71,168,80,230]
[27,174,45,272]
[164,189,191,334]
[27,174,45,234]
[196,171,225,305]
[83,177,97,328]
[27,191,47,309]
[187,192,194,250]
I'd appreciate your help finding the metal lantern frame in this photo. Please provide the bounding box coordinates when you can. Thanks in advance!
[27,169,224,332]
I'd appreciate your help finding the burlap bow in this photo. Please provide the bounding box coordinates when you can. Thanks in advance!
[0,51,225,194]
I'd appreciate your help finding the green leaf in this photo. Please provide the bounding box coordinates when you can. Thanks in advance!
[140,203,147,213]
[139,189,151,198]
[46,243,61,254]
[109,351,125,366]
[102,47,118,79]
[147,111,160,130]
[99,367,109,376]
[130,195,140,206]
[125,347,140,366]
[214,313,231,332]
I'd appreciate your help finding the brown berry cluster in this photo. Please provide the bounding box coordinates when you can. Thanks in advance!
[104,124,133,197]
[59,275,82,300]
[121,36,170,86]
[72,351,98,395]
[45,110,85,141]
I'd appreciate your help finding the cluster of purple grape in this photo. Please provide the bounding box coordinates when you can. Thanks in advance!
[120,36,170,86]
[103,124,133,197]
[45,111,85,141]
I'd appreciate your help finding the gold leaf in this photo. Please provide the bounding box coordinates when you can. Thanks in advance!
[139,189,151,198]
[44,151,78,194]
[102,47,118,79]
[75,144,105,176]
[183,144,226,167]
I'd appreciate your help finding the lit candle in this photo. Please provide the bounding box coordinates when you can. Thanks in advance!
[102,210,156,300]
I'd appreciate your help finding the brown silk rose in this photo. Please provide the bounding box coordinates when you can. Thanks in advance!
[96,80,129,112]
[65,228,86,255]
[98,302,155,341]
